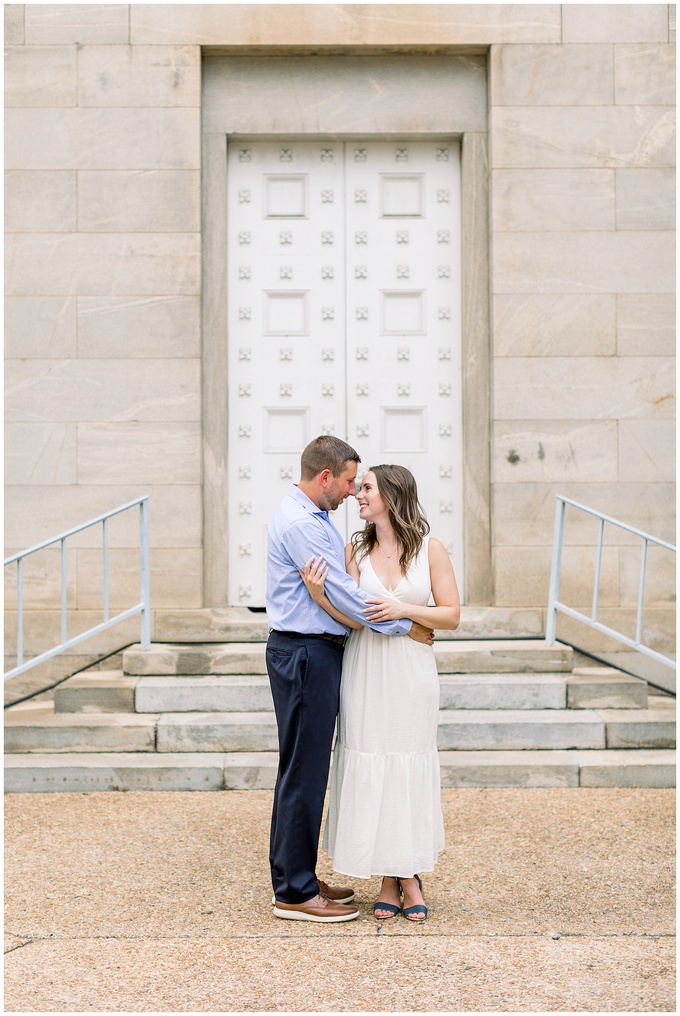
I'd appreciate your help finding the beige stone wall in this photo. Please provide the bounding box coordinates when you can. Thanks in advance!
[488,14,675,628]
[4,4,675,668]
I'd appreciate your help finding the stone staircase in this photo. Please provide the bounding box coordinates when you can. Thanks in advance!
[5,639,675,792]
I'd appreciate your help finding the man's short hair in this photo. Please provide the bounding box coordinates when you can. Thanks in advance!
[300,435,361,481]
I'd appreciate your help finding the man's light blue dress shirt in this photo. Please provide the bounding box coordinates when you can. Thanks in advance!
[266,485,412,637]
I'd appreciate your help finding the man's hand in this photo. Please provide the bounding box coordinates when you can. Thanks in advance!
[407,621,435,645]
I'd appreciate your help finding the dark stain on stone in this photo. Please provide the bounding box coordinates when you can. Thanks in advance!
[537,443,545,460]
[506,449,520,465]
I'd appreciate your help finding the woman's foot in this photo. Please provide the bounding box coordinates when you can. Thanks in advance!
[400,876,427,921]
[373,876,402,919]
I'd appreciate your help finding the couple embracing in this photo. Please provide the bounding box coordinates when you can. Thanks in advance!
[266,435,460,923]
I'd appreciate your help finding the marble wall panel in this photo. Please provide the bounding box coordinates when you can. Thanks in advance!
[493,232,675,293]
[5,171,77,233]
[4,547,75,610]
[24,4,129,44]
[493,421,618,483]
[131,4,561,46]
[77,422,202,485]
[75,548,203,610]
[494,545,620,607]
[615,168,675,230]
[618,420,676,482]
[202,55,487,136]
[491,106,675,169]
[562,4,669,43]
[490,44,614,106]
[615,43,676,105]
[5,46,76,106]
[493,482,675,547]
[5,423,77,485]
[5,5,25,44]
[617,294,676,356]
[5,108,200,170]
[4,485,203,549]
[670,5,676,43]
[494,357,675,421]
[492,169,615,231]
[77,171,200,233]
[5,297,77,359]
[5,233,200,296]
[77,296,200,358]
[619,543,676,605]
[77,44,200,107]
[4,611,141,657]
[493,294,616,357]
[5,360,200,423]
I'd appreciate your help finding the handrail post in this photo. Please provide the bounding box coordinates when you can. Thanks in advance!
[139,498,151,650]
[60,538,68,645]
[592,516,605,623]
[545,497,565,645]
[635,539,648,647]
[102,517,109,623]
[17,558,23,668]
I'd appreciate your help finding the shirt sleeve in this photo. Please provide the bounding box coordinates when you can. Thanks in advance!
[281,518,412,636]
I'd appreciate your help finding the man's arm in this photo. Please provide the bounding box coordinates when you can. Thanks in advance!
[281,520,412,635]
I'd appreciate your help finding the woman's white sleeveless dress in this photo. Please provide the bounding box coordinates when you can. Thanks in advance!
[322,536,445,878]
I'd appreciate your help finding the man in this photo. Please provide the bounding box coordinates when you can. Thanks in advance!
[266,434,435,922]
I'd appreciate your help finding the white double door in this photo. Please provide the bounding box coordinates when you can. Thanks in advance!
[227,139,463,606]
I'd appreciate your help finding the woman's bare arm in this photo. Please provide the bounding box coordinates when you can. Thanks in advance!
[363,538,460,630]
[299,557,363,629]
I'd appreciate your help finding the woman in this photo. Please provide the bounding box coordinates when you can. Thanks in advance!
[300,464,460,921]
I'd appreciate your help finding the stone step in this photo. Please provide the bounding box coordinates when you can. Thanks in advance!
[122,640,573,676]
[566,667,648,709]
[54,671,137,713]
[133,673,574,714]
[5,748,675,793]
[437,709,607,750]
[438,749,677,788]
[599,704,676,749]
[4,703,158,753]
[54,666,652,714]
[7,699,673,754]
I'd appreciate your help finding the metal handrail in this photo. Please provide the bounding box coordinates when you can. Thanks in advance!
[546,495,675,670]
[4,497,150,681]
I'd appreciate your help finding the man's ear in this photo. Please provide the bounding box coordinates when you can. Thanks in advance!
[318,469,332,487]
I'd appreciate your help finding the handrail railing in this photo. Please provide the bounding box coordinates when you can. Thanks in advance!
[546,495,675,671]
[4,497,150,681]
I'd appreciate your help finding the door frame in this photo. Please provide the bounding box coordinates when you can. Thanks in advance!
[201,55,492,607]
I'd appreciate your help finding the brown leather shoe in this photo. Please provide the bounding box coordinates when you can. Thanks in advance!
[273,893,359,923]
[317,878,355,904]
[271,878,355,905]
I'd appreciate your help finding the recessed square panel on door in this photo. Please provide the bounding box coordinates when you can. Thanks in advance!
[227,141,346,606]
[345,141,464,589]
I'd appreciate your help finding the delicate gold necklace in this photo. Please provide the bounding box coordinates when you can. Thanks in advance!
[377,541,398,559]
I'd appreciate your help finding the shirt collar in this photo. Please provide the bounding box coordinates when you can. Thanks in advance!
[289,484,328,517]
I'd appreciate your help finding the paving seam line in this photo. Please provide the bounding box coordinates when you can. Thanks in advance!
[4,938,35,955]
[5,932,675,943]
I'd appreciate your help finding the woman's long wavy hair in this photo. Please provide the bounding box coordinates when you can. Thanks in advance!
[351,464,430,574]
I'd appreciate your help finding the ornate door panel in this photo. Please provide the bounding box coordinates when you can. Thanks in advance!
[227,140,463,606]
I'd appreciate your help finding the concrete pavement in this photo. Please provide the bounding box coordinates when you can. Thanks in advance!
[4,787,675,1012]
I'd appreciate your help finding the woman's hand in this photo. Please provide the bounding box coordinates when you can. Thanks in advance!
[298,556,329,604]
[364,596,407,622]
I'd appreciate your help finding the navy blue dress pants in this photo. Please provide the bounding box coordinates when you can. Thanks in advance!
[266,630,344,903]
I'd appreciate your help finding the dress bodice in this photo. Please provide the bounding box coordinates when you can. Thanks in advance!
[356,535,432,608]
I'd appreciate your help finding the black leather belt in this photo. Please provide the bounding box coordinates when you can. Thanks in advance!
[272,629,348,647]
